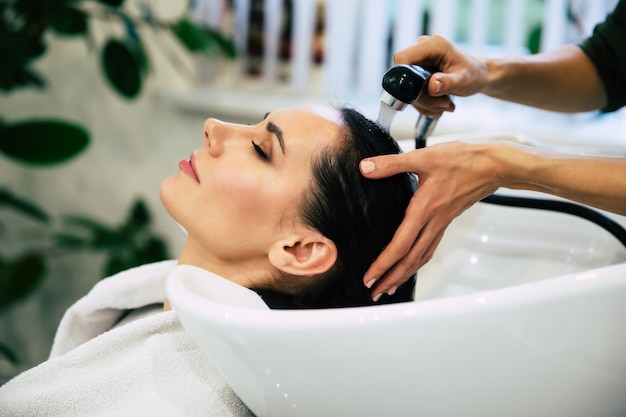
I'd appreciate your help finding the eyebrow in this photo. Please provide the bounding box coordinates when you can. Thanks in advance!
[266,121,285,155]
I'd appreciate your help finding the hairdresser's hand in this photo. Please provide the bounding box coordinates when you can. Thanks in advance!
[360,141,504,300]
[394,35,489,117]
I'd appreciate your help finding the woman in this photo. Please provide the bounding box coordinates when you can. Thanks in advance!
[0,105,416,416]
[162,104,416,308]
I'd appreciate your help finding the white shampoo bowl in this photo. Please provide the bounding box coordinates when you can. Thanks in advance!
[167,192,626,417]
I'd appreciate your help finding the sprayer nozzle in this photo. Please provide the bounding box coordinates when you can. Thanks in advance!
[380,90,409,111]
[377,64,432,132]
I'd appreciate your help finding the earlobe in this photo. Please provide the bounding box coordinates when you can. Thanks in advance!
[268,232,337,277]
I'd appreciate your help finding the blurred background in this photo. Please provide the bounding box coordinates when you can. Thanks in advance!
[1,0,624,383]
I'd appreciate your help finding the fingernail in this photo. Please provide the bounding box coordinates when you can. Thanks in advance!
[372,293,382,303]
[360,160,375,174]
[365,278,377,289]
[387,286,397,296]
[433,80,442,95]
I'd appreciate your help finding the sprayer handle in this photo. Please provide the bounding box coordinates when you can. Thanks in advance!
[381,64,432,104]
[414,115,438,149]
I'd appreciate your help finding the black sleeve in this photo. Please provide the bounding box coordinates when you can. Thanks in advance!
[578,0,626,112]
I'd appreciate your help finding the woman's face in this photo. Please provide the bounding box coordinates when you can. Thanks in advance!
[160,105,343,284]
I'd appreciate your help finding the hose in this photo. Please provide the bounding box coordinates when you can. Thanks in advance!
[480,194,626,249]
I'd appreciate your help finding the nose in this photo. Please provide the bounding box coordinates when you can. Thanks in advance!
[203,118,225,157]
[203,118,252,157]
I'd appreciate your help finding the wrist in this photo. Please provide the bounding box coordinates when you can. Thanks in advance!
[482,57,507,97]
[487,143,539,190]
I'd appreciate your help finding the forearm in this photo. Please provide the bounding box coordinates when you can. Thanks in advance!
[492,143,626,215]
[482,45,607,112]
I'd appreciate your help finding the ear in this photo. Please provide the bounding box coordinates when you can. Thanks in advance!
[268,230,337,277]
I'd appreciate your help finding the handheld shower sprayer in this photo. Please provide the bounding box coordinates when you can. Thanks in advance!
[380,64,431,110]
[377,64,439,149]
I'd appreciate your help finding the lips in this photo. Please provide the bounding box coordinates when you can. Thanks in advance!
[178,152,200,183]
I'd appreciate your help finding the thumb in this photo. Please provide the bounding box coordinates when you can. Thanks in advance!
[428,72,459,97]
[360,152,419,179]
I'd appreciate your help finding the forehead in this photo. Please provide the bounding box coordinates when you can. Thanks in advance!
[270,105,343,136]
[265,106,346,166]
[302,105,343,125]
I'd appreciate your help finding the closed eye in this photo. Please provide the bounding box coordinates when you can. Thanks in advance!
[252,141,269,161]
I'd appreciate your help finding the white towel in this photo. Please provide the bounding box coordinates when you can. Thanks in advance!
[0,260,254,417]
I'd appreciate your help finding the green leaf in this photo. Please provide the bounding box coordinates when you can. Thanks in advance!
[101,39,144,98]
[12,0,44,19]
[61,216,124,249]
[203,25,237,59]
[91,230,129,250]
[103,254,133,277]
[0,31,46,66]
[170,19,237,58]
[0,66,46,92]
[0,188,49,223]
[171,19,206,52]
[0,29,48,91]
[49,6,88,36]
[102,237,169,277]
[120,17,149,75]
[95,0,125,7]
[527,24,542,55]
[0,253,46,311]
[136,237,169,264]
[62,215,111,234]
[15,67,46,90]
[0,119,89,165]
[128,200,150,229]
[52,232,89,248]
[0,340,19,365]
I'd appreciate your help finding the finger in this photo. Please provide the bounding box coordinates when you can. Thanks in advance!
[371,222,441,293]
[393,36,435,66]
[363,192,431,285]
[413,94,455,117]
[359,151,422,179]
[371,226,446,300]
[416,92,454,109]
[414,108,445,118]
[364,217,422,287]
[371,252,423,296]
[415,230,445,270]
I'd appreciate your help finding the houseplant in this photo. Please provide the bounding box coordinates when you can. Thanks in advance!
[0,0,235,370]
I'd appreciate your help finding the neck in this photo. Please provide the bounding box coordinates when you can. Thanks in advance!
[177,240,266,289]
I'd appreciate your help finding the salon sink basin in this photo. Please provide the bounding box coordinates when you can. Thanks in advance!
[167,132,626,417]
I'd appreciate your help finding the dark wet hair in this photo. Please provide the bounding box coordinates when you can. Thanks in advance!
[257,107,417,309]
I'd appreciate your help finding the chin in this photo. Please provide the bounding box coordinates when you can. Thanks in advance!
[159,176,182,222]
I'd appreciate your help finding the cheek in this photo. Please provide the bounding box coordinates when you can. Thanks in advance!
[161,162,306,246]
[207,166,306,233]
[208,168,267,212]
